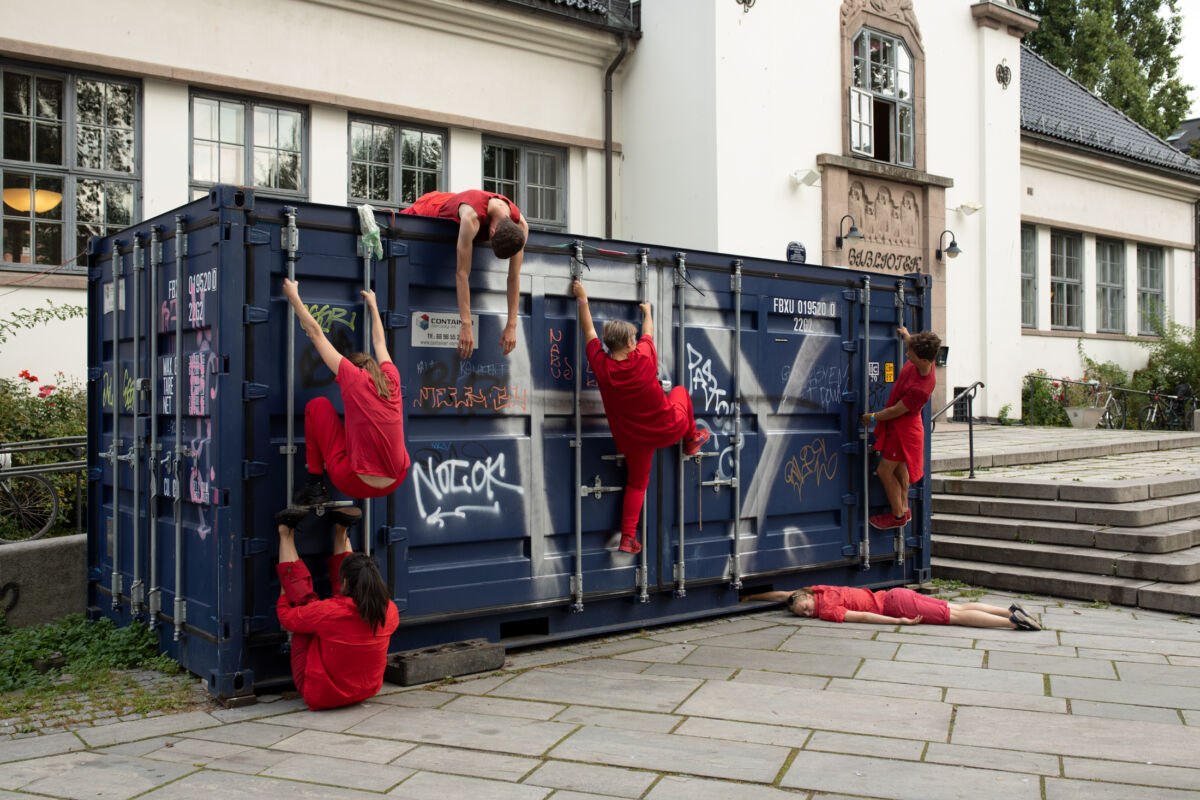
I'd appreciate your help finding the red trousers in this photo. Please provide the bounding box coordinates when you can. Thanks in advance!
[278,552,349,697]
[620,386,696,537]
[304,397,403,499]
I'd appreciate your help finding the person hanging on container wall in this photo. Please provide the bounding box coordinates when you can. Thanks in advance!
[400,189,529,359]
[284,279,410,507]
[860,326,941,530]
[573,279,710,554]
[742,586,1043,630]
[274,507,400,710]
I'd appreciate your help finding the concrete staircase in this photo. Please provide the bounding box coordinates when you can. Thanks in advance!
[929,436,1200,615]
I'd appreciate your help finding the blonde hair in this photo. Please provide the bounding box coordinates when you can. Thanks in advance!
[601,320,637,353]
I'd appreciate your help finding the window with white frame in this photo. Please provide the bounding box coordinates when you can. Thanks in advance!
[190,94,305,199]
[1095,238,1124,333]
[849,28,914,167]
[348,119,445,207]
[1137,245,1164,335]
[1050,230,1082,330]
[1020,225,1036,328]
[2,64,138,270]
[482,139,565,231]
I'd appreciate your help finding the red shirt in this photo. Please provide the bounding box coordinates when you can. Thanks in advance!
[400,190,521,243]
[336,359,409,480]
[276,592,400,711]
[873,360,936,482]
[809,585,885,623]
[586,336,688,453]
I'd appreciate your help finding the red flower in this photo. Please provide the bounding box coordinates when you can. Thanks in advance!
[38,384,56,397]
[18,369,38,382]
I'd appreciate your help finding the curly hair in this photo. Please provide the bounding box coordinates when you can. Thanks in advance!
[490,218,525,259]
[909,330,942,362]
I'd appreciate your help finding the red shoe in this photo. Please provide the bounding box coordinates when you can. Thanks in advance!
[869,512,906,530]
[618,534,642,555]
[683,428,711,456]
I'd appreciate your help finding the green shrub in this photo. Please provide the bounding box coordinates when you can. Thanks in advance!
[1021,370,1071,426]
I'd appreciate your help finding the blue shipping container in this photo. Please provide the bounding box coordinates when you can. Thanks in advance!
[87,186,932,701]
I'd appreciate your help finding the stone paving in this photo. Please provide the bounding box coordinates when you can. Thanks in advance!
[2,592,1200,799]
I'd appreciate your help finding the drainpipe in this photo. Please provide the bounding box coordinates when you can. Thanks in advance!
[604,34,630,240]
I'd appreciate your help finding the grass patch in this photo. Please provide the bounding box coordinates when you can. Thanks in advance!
[1082,600,1110,609]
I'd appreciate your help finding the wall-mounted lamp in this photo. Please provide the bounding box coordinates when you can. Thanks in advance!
[2,188,63,214]
[936,229,962,261]
[956,201,983,216]
[836,214,863,249]
[735,0,756,11]
[790,168,820,187]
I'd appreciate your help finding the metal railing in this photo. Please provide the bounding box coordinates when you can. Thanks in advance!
[0,435,86,537]
[1024,375,1196,431]
[931,381,984,478]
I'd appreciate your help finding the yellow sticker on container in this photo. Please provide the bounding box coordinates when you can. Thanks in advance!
[885,362,895,382]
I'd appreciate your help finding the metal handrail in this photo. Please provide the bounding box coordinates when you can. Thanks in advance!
[931,380,984,479]
[0,436,86,455]
[0,437,87,536]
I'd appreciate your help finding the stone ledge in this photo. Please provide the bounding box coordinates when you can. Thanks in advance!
[0,534,85,627]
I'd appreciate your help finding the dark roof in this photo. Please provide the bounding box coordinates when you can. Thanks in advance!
[1020,46,1200,179]
[1168,117,1200,155]
[479,0,639,34]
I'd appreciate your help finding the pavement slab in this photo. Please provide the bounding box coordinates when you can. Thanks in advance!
[392,744,540,781]
[924,742,1061,776]
[806,730,925,760]
[493,668,699,713]
[1061,756,1200,790]
[942,687,1067,713]
[1044,778,1200,799]
[261,752,413,792]
[255,702,389,732]
[551,706,680,733]
[439,695,565,720]
[985,650,1119,679]
[72,711,219,748]
[894,643,984,668]
[345,706,576,756]
[140,770,384,798]
[671,716,813,749]
[855,658,1046,694]
[681,643,860,677]
[266,728,415,763]
[0,731,85,764]
[645,774,809,800]
[389,770,554,799]
[1069,699,1184,724]
[1051,674,1200,709]
[0,751,196,799]
[781,631,900,660]
[522,760,657,797]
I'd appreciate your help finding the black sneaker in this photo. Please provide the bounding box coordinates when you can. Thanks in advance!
[274,507,309,529]
[1010,607,1042,631]
[331,507,362,529]
[293,476,331,507]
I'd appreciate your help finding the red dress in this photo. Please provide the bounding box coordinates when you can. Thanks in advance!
[809,585,950,625]
[873,361,936,482]
[276,552,400,710]
[400,190,521,244]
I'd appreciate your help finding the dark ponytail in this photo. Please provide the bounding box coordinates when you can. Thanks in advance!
[348,352,391,399]
[339,553,390,632]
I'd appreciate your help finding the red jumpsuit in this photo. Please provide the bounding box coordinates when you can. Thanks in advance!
[400,190,521,243]
[809,585,950,625]
[873,361,936,482]
[586,336,699,536]
[276,553,400,710]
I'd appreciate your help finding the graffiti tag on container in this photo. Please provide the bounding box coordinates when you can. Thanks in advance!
[412,449,524,528]
[414,385,528,413]
[784,440,839,501]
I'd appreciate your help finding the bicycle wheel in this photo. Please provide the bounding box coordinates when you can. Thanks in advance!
[1139,405,1160,432]
[0,475,59,543]
[1100,400,1126,429]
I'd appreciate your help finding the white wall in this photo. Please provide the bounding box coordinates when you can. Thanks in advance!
[0,286,88,384]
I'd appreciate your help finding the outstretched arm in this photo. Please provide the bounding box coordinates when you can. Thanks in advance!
[500,215,529,356]
[362,289,390,364]
[640,302,654,340]
[283,279,343,375]
[455,206,482,359]
[742,591,793,603]
[573,280,597,344]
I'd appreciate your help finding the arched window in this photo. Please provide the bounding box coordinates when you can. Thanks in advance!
[849,28,914,167]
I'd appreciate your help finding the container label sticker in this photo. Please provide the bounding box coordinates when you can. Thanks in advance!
[885,362,895,382]
[412,311,479,349]
[103,279,126,313]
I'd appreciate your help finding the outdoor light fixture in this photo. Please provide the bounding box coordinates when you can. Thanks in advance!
[836,214,863,249]
[790,168,820,187]
[936,229,962,260]
[956,201,983,215]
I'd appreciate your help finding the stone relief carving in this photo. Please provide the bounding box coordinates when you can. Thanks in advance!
[840,0,922,42]
[848,180,920,248]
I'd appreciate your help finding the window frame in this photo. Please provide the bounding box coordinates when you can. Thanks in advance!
[1020,224,1036,328]
[481,137,567,232]
[1137,244,1165,336]
[346,115,447,209]
[188,90,309,201]
[849,27,915,168]
[1049,229,1083,331]
[1094,237,1125,334]
[1,60,141,273]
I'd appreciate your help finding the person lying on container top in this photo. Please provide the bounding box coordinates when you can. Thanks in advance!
[860,326,941,531]
[275,506,400,710]
[401,189,529,360]
[284,279,410,506]
[743,586,1042,630]
[573,279,710,555]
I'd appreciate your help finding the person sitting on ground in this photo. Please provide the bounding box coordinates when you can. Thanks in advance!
[401,189,529,359]
[743,586,1042,630]
[859,326,941,530]
[285,280,409,507]
[574,279,710,554]
[275,507,400,710]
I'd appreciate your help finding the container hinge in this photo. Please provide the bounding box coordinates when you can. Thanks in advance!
[242,460,268,479]
[88,467,103,482]
[242,538,269,557]
[243,305,269,324]
[88,367,103,381]
[385,240,409,259]
[581,476,622,499]
[212,355,230,374]
[244,226,270,246]
[841,391,858,404]
[842,340,858,353]
[841,493,857,506]
[387,312,409,329]
[242,616,270,635]
[842,288,860,302]
[842,544,858,557]
[242,382,269,401]
[387,527,407,544]
[906,536,919,548]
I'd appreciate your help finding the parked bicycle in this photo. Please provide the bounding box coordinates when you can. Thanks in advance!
[1139,384,1194,431]
[0,451,60,542]
[1095,390,1126,429]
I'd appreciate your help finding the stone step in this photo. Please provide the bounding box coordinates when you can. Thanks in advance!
[932,492,1200,528]
[929,430,1200,473]
[931,513,1200,554]
[931,473,1200,504]
[931,535,1200,583]
[931,557,1200,616]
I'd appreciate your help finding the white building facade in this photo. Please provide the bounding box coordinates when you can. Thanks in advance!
[2,0,1197,419]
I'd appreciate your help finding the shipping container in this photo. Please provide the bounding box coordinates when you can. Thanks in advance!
[87,186,932,701]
